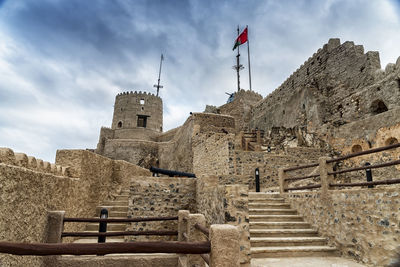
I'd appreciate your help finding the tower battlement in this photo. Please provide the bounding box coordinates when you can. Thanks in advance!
[112,90,163,132]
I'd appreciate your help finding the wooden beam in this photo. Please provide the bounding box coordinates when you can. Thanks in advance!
[0,241,211,256]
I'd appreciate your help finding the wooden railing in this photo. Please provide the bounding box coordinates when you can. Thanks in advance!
[0,241,210,256]
[0,210,240,266]
[280,143,400,192]
[62,216,178,238]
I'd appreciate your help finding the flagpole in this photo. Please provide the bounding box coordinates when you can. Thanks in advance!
[247,25,252,91]
[236,25,240,92]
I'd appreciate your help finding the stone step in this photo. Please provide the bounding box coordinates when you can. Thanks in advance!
[251,245,338,258]
[249,192,281,199]
[248,198,286,203]
[115,196,129,201]
[250,222,311,229]
[102,201,128,206]
[109,211,128,217]
[96,207,129,216]
[249,203,291,209]
[250,237,328,247]
[86,223,126,232]
[57,254,179,267]
[249,209,297,215]
[250,229,319,237]
[249,215,304,222]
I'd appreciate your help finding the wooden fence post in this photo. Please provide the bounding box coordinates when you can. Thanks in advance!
[279,168,288,195]
[319,157,334,195]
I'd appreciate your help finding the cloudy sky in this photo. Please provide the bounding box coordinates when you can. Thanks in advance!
[1,0,400,162]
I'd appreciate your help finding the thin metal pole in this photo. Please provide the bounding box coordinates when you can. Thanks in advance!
[247,25,252,91]
[154,54,164,97]
[157,54,163,96]
[236,26,240,92]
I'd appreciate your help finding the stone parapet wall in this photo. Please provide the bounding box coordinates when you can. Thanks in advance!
[0,149,149,266]
[127,176,196,241]
[0,147,70,177]
[284,187,400,266]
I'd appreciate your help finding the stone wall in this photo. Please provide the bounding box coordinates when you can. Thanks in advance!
[0,149,149,267]
[158,118,195,173]
[284,187,400,266]
[101,139,159,169]
[193,133,235,177]
[196,176,250,266]
[249,38,400,138]
[127,176,196,241]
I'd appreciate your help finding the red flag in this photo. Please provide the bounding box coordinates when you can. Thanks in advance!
[233,27,248,50]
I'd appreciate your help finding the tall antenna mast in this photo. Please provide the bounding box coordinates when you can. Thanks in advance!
[154,54,164,97]
[233,26,244,92]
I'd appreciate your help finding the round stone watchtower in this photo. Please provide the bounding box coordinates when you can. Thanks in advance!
[111,91,163,139]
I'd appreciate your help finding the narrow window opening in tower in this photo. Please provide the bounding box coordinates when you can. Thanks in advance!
[397,79,400,90]
[137,115,147,128]
[140,99,145,105]
[370,99,388,115]
[117,121,122,128]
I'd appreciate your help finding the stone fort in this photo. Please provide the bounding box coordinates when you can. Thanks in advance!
[0,38,399,266]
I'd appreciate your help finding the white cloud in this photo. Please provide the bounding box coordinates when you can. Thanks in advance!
[0,0,400,161]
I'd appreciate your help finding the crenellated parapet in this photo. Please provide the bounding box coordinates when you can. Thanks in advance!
[115,90,161,102]
[0,147,71,177]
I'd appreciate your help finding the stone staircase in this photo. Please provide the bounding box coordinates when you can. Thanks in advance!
[249,192,338,258]
[73,189,130,243]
